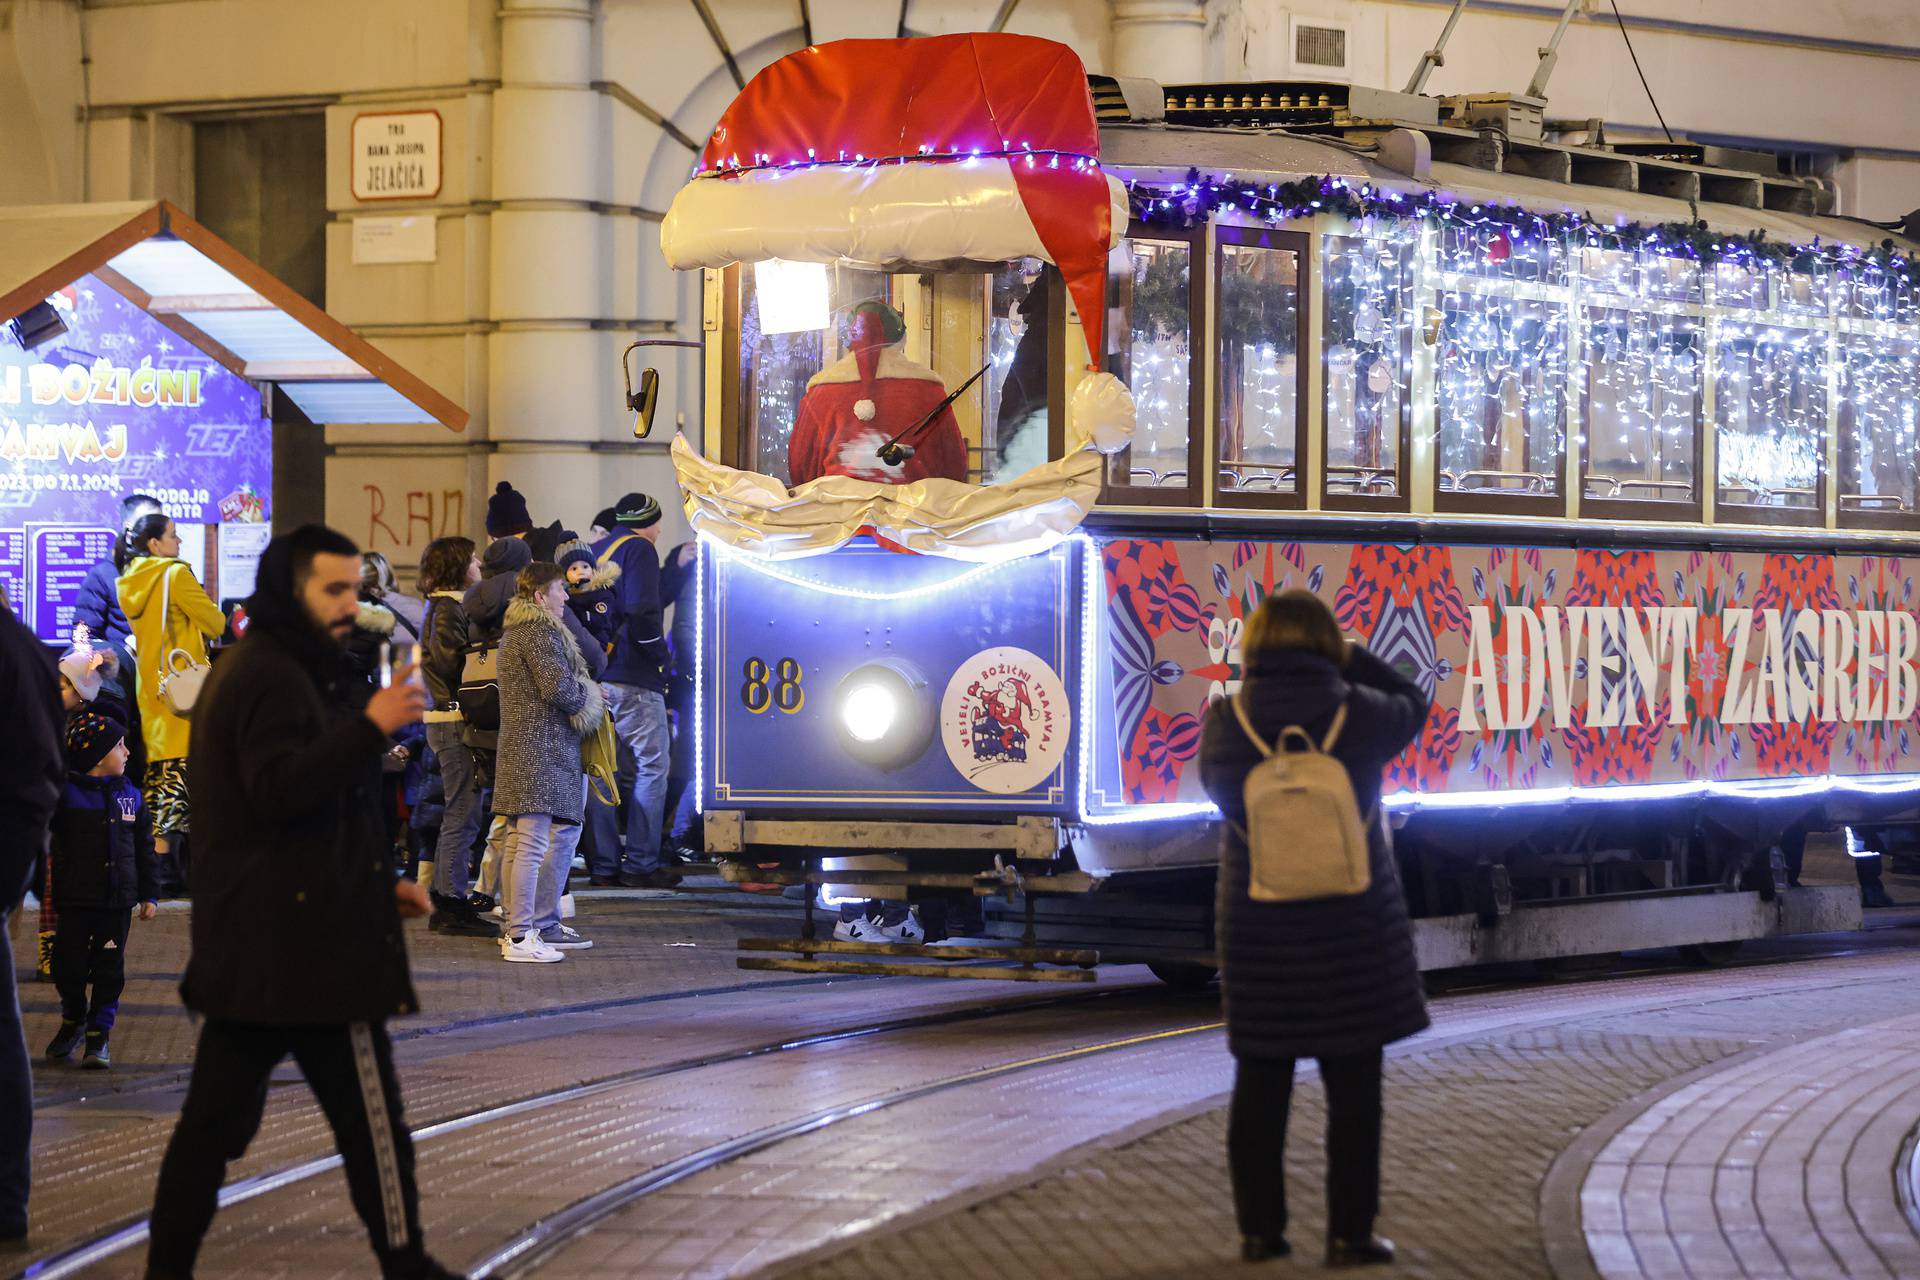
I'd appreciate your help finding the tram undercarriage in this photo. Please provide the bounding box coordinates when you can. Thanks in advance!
[709,801,1877,983]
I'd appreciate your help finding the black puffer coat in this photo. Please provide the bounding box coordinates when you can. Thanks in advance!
[1199,645,1431,1061]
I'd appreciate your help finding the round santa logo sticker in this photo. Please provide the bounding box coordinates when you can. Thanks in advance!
[941,647,1072,794]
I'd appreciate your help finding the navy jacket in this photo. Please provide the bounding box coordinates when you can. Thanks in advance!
[661,546,697,714]
[71,558,134,697]
[1199,645,1432,1061]
[590,531,668,691]
[49,773,157,911]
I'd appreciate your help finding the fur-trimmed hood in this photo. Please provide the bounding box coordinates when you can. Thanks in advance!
[356,600,397,635]
[568,560,620,593]
[504,595,605,735]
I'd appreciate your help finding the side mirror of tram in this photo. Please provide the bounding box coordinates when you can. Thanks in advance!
[629,367,661,439]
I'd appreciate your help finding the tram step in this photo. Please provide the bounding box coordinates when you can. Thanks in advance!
[738,957,1097,983]
[737,936,1100,982]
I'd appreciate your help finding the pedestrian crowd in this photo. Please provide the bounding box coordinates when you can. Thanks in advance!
[0,483,1433,1275]
[0,476,699,1274]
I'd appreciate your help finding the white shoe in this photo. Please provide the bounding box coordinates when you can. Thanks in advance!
[540,925,593,950]
[500,932,563,963]
[559,892,576,920]
[878,910,925,944]
[832,911,923,944]
[833,915,894,943]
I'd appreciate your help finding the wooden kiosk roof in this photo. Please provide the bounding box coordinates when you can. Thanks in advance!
[0,200,466,431]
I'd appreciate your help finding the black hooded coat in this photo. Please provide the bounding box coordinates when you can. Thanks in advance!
[1198,645,1432,1061]
[182,536,417,1025]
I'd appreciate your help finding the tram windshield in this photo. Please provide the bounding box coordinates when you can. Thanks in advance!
[735,259,1050,488]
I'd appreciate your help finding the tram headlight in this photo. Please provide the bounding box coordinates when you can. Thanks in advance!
[841,682,898,743]
[832,659,933,768]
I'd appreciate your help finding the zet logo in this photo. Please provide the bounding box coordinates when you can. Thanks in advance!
[941,647,1071,794]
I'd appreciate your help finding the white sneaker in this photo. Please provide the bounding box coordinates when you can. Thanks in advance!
[833,915,893,943]
[500,932,563,963]
[878,910,925,944]
[832,912,923,944]
[559,892,576,920]
[540,925,593,950]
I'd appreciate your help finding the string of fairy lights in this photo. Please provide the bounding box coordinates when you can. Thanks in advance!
[1113,171,1920,512]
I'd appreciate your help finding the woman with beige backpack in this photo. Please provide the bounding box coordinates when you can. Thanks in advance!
[1199,589,1431,1269]
[116,513,225,873]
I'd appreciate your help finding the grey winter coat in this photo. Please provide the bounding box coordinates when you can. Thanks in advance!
[491,596,604,823]
[1199,645,1432,1061]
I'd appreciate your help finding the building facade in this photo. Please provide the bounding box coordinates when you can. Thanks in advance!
[3,0,1917,565]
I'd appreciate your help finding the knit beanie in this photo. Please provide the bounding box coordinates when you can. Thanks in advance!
[613,492,662,529]
[485,481,534,537]
[66,707,126,774]
[58,624,116,701]
[555,538,596,575]
[591,507,618,533]
[480,535,534,578]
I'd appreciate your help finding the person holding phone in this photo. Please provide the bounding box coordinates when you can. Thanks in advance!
[146,525,460,1280]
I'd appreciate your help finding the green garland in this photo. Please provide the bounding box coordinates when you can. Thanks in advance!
[1129,171,1914,287]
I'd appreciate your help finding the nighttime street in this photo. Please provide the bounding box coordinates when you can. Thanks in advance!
[5,2,1920,1278]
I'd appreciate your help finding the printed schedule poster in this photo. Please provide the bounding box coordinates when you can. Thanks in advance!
[28,524,115,643]
[0,528,22,615]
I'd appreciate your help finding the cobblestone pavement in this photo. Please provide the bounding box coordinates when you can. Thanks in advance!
[8,887,1920,1280]
[771,926,1920,1280]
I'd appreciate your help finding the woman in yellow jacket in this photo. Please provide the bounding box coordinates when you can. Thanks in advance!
[117,513,225,857]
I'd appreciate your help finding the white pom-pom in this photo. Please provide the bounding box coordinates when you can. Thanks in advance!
[1069,371,1136,455]
[853,399,876,421]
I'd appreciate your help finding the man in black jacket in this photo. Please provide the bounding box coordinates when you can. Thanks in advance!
[0,594,64,1242]
[145,525,460,1280]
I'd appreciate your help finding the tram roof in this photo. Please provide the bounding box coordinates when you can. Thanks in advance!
[1101,124,1920,257]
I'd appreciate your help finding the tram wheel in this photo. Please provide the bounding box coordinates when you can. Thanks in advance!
[1148,962,1218,990]
[1677,940,1744,968]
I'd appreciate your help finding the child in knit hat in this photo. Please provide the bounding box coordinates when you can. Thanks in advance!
[556,537,621,654]
[45,708,158,1070]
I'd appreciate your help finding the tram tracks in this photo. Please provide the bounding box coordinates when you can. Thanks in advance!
[12,982,1169,1280]
[467,1022,1221,1278]
[21,924,1920,1279]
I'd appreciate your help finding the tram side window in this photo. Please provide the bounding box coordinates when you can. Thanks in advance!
[1843,266,1919,326]
[1714,323,1825,513]
[1583,307,1701,508]
[1105,236,1195,495]
[979,262,1053,483]
[1434,292,1567,503]
[1838,336,1920,522]
[738,263,890,485]
[1215,232,1303,500]
[1323,236,1410,501]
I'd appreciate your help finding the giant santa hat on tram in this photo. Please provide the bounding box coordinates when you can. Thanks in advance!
[660,32,1129,373]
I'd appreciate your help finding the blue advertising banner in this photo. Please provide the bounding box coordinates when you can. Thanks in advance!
[0,273,271,640]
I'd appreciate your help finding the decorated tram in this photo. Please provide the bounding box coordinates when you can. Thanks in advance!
[645,32,1916,981]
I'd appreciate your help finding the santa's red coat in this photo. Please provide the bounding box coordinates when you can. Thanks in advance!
[788,347,969,486]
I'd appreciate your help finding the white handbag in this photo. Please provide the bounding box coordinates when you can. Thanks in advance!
[155,563,212,717]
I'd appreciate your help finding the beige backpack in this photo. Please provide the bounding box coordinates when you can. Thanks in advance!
[1230,694,1373,902]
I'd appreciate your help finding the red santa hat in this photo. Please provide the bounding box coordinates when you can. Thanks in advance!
[662,33,1127,371]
